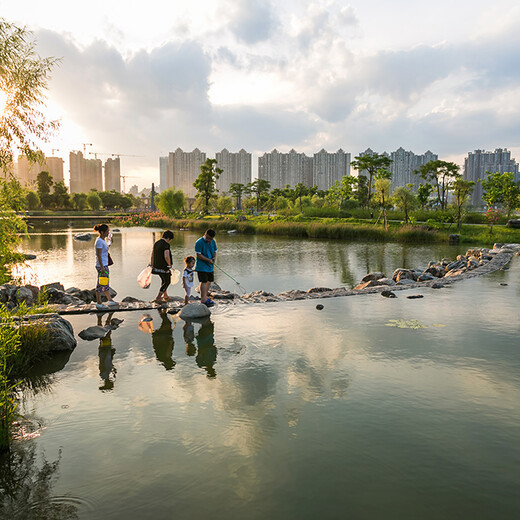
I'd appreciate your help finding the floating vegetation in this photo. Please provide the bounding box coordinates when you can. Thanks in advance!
[385,319,428,329]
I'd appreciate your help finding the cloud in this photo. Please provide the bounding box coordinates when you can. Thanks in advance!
[226,0,279,45]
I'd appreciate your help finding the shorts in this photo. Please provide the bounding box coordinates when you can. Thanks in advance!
[96,266,110,293]
[197,271,214,283]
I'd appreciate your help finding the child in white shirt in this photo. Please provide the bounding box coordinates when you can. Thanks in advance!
[182,256,195,306]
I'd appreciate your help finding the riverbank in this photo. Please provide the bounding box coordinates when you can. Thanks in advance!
[111,213,520,247]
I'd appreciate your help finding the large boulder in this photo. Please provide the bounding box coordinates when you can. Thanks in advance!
[45,288,84,306]
[506,219,520,229]
[179,303,211,320]
[14,313,76,352]
[0,284,17,303]
[41,282,65,292]
[78,325,111,341]
[425,264,445,278]
[354,279,392,290]
[14,287,36,306]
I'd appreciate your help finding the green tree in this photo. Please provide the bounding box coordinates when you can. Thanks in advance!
[392,184,418,224]
[246,179,271,212]
[0,20,59,172]
[51,180,70,210]
[229,182,246,210]
[480,171,520,218]
[25,190,40,210]
[373,171,392,229]
[71,192,88,211]
[351,153,392,207]
[193,158,222,212]
[87,190,101,211]
[452,178,475,230]
[213,194,233,215]
[415,160,461,210]
[156,188,185,217]
[417,182,433,209]
[36,170,53,208]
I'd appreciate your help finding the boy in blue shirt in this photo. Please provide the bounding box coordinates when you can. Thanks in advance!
[194,229,217,306]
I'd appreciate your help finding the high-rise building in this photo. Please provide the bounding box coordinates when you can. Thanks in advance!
[215,149,252,193]
[389,148,437,191]
[464,148,519,206]
[69,151,103,193]
[159,156,168,192]
[313,149,350,191]
[167,148,206,198]
[16,155,64,187]
[104,157,121,192]
[258,149,313,189]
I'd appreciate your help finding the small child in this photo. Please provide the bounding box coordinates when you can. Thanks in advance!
[182,255,195,305]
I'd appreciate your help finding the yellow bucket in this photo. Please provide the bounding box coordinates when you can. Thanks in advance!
[98,275,109,286]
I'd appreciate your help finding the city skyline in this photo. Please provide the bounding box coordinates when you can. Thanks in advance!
[2,1,519,190]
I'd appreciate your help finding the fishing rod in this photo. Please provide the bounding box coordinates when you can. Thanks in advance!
[214,263,246,292]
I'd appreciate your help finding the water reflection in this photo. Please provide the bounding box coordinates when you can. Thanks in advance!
[195,318,217,378]
[0,442,78,519]
[97,313,117,392]
[151,310,176,371]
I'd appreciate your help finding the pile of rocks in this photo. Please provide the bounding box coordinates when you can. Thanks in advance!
[354,244,520,290]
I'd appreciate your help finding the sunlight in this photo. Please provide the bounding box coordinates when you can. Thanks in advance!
[0,90,8,116]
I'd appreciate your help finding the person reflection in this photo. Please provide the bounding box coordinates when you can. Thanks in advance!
[151,309,176,371]
[195,317,217,378]
[98,312,117,391]
[183,319,196,356]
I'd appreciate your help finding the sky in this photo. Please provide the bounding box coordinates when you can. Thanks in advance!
[2,0,520,189]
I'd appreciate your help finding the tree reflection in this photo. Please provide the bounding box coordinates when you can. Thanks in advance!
[0,441,78,519]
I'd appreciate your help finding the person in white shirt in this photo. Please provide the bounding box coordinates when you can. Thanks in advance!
[93,223,118,310]
[182,255,195,306]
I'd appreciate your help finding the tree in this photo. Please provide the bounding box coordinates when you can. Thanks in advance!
[213,195,233,215]
[0,20,59,173]
[229,182,245,210]
[373,170,392,229]
[156,188,185,217]
[392,184,418,224]
[246,179,271,212]
[87,191,101,211]
[452,179,475,230]
[351,153,392,207]
[415,160,461,210]
[51,180,71,209]
[480,171,520,218]
[36,170,53,208]
[417,183,433,209]
[25,190,40,210]
[71,192,88,211]
[193,158,222,212]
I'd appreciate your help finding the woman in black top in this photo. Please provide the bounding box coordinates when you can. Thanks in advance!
[151,230,174,303]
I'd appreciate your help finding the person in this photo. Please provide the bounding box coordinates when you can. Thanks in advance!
[94,223,117,310]
[194,229,217,306]
[98,312,116,391]
[195,317,217,378]
[182,255,195,306]
[151,230,174,303]
[151,309,176,371]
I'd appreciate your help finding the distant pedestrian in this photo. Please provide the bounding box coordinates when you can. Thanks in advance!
[195,229,217,306]
[151,230,174,303]
[93,223,117,310]
[182,255,195,306]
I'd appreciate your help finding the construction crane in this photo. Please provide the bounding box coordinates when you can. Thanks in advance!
[51,148,60,156]
[88,151,111,160]
[120,175,139,193]
[112,153,143,158]
[82,143,93,155]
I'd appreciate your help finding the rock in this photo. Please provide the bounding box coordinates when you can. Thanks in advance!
[377,278,395,286]
[396,278,415,286]
[167,308,181,315]
[407,294,424,299]
[307,287,332,293]
[73,232,92,241]
[392,268,416,282]
[449,234,460,244]
[15,314,76,351]
[0,284,17,303]
[316,304,324,310]
[45,288,85,305]
[425,265,445,278]
[493,243,504,250]
[227,229,238,234]
[212,291,236,300]
[360,272,385,283]
[445,260,464,272]
[500,282,508,286]
[381,290,396,298]
[65,287,81,294]
[41,282,65,292]
[112,228,121,232]
[179,303,211,319]
[78,325,111,341]
[354,279,389,290]
[122,296,145,303]
[14,287,35,306]
[444,268,466,278]
[431,282,443,289]
[24,254,37,260]
[417,273,435,282]
[506,219,520,229]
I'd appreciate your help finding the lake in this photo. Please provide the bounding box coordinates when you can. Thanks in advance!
[2,226,519,519]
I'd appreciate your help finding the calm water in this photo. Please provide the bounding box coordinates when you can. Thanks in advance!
[2,227,520,519]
